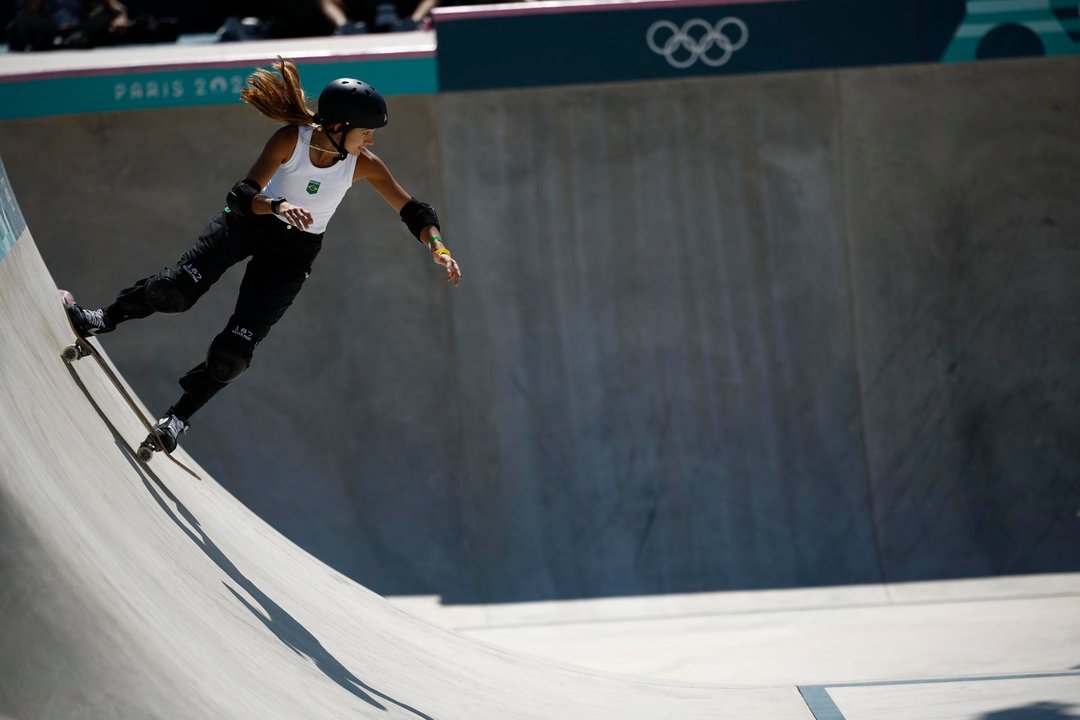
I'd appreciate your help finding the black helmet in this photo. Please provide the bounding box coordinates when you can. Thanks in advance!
[316,78,388,129]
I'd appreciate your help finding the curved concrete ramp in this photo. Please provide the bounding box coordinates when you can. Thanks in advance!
[0,212,812,716]
[5,58,1078,606]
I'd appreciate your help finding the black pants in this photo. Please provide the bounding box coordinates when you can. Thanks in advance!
[107,211,323,422]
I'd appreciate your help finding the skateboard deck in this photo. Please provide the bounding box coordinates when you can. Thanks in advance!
[59,290,201,481]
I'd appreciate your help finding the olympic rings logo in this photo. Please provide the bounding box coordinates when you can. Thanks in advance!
[646,18,749,69]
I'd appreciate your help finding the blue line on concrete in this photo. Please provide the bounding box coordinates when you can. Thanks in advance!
[798,671,1080,720]
[0,157,27,262]
[799,685,847,720]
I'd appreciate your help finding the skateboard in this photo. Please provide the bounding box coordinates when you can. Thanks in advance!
[59,290,200,481]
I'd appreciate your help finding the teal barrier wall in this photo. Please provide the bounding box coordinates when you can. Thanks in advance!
[0,156,26,261]
[0,56,437,120]
[434,0,1080,91]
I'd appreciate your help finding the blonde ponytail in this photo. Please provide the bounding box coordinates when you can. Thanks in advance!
[240,57,316,126]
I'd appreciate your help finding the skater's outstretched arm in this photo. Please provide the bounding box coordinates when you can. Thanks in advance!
[230,126,316,230]
[355,150,462,287]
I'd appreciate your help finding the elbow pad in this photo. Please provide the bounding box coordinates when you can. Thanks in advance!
[226,179,261,217]
[399,198,440,243]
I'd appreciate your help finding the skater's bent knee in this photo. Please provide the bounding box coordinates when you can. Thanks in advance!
[145,276,188,314]
[206,342,250,384]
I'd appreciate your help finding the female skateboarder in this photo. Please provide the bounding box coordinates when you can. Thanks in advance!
[65,57,461,454]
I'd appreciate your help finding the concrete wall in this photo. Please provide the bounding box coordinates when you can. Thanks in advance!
[841,61,1080,581]
[2,56,1077,603]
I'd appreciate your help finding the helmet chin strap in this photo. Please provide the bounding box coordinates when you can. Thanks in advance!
[326,125,350,162]
[312,114,350,162]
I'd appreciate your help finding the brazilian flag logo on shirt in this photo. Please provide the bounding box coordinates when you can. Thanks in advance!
[306,180,321,195]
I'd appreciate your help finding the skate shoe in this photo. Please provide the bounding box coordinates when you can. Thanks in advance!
[151,413,188,453]
[66,301,114,337]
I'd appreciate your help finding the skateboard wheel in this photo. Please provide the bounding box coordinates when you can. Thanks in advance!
[136,445,155,463]
[61,345,80,363]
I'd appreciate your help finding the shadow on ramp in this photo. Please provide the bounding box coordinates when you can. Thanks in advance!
[68,362,434,720]
[980,702,1080,719]
[143,478,434,720]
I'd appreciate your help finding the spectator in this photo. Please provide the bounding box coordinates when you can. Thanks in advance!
[7,0,84,50]
[6,0,178,50]
[371,1,421,33]
[81,0,179,46]
[218,0,368,42]
[344,0,424,32]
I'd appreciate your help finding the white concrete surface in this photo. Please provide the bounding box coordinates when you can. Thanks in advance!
[827,674,1080,720]
[4,52,1080,715]
[0,228,812,720]
[2,205,1078,719]
[389,575,1080,685]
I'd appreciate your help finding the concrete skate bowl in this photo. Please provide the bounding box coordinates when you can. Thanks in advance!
[0,52,1077,621]
[0,180,820,717]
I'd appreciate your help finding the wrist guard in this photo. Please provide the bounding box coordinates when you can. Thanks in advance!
[226,179,261,217]
[399,198,440,243]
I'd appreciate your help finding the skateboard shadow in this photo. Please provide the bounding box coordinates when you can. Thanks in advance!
[979,702,1080,719]
[65,365,435,719]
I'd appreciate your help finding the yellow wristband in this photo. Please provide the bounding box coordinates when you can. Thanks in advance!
[434,247,451,257]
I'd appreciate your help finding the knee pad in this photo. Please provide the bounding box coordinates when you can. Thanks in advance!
[206,339,251,384]
[145,276,188,314]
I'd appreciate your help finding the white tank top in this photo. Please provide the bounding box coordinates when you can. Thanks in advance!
[264,125,357,235]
